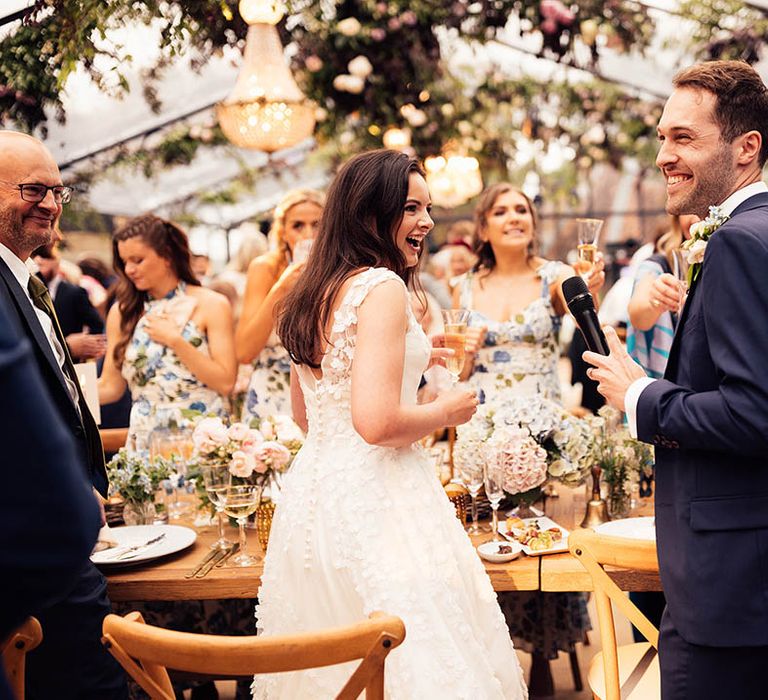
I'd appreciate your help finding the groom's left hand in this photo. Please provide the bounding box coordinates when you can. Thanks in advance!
[582,326,647,410]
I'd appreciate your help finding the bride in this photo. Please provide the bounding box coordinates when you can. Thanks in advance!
[252,149,527,699]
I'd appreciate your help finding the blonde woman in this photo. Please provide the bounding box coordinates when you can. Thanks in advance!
[236,189,324,424]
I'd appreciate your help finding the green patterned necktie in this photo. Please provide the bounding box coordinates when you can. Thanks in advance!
[27,274,81,401]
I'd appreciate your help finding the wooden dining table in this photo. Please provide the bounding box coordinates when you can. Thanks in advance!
[105,484,661,602]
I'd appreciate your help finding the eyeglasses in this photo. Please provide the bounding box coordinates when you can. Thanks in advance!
[16,183,73,204]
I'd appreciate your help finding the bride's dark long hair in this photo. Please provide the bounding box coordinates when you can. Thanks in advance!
[111,214,199,367]
[277,149,424,368]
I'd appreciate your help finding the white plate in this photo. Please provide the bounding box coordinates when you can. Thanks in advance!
[477,540,523,563]
[91,525,196,566]
[499,516,570,556]
[595,516,656,541]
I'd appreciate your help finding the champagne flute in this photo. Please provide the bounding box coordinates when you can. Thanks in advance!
[670,248,689,316]
[221,483,262,566]
[575,218,603,280]
[441,308,470,385]
[202,465,234,550]
[458,460,484,535]
[483,456,504,542]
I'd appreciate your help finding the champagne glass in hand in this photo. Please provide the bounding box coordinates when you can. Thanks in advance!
[670,249,690,314]
[202,465,234,550]
[441,309,470,385]
[575,218,603,280]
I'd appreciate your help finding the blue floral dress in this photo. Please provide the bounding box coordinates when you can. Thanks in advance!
[116,283,252,700]
[241,330,291,426]
[459,261,592,660]
[122,283,225,451]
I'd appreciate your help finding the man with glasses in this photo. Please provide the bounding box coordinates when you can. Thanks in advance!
[0,130,127,700]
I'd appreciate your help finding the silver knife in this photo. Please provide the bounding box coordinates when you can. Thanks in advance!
[185,548,220,579]
[101,534,167,561]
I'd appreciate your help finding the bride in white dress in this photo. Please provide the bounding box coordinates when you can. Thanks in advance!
[252,149,527,699]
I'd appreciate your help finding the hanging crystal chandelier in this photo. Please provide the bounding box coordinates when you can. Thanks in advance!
[424,153,483,208]
[217,0,316,152]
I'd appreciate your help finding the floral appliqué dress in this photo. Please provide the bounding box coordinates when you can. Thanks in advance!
[121,283,226,449]
[252,268,527,699]
[459,261,592,660]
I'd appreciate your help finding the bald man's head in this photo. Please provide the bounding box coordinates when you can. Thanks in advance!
[0,130,63,259]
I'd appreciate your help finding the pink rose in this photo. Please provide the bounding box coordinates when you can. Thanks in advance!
[273,415,304,442]
[227,422,250,442]
[193,417,229,452]
[259,420,275,440]
[229,450,256,478]
[255,441,292,472]
[241,429,265,455]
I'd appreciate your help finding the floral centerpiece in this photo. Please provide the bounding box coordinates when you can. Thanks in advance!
[106,448,172,525]
[591,407,654,517]
[456,396,595,512]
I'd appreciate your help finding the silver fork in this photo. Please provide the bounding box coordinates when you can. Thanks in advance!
[104,534,167,561]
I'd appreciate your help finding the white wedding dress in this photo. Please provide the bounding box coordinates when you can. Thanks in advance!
[252,268,527,699]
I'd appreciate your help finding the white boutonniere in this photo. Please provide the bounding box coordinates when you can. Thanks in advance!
[681,205,729,286]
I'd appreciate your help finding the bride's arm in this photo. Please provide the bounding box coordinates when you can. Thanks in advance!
[351,280,477,448]
[290,364,308,433]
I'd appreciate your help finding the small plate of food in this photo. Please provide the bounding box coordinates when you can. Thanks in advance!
[477,539,523,563]
[500,516,569,556]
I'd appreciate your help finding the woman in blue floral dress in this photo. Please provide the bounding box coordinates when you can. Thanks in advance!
[236,190,324,425]
[455,183,604,691]
[98,214,252,699]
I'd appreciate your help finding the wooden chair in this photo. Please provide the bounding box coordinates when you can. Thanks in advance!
[568,528,660,700]
[102,611,405,700]
[1,617,43,700]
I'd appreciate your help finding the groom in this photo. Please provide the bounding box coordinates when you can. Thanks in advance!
[583,60,768,698]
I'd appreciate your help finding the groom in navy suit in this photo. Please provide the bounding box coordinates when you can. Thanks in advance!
[584,60,768,698]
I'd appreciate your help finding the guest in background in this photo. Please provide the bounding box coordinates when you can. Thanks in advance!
[32,243,106,361]
[190,252,212,284]
[0,129,126,699]
[627,214,698,377]
[456,182,603,693]
[0,295,102,700]
[98,213,236,451]
[78,254,117,317]
[236,189,324,424]
[216,226,269,301]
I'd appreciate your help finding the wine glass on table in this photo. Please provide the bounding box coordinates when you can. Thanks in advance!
[575,218,603,280]
[441,308,470,385]
[483,456,504,542]
[457,457,484,536]
[221,482,263,566]
[202,465,234,551]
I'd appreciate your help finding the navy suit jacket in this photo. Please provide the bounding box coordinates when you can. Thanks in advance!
[51,277,104,339]
[637,192,768,647]
[0,296,100,698]
[0,257,107,495]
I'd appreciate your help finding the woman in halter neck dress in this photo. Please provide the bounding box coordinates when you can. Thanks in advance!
[455,183,604,691]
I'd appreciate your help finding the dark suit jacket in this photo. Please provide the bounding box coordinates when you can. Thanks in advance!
[0,296,100,698]
[637,192,768,647]
[51,277,104,338]
[0,257,107,495]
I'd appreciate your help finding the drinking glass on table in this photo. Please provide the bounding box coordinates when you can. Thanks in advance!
[221,483,263,566]
[441,308,470,385]
[202,465,234,550]
[457,459,484,535]
[483,457,505,542]
[575,218,603,280]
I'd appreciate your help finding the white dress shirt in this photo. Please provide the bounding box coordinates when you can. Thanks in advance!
[624,180,768,436]
[0,241,80,407]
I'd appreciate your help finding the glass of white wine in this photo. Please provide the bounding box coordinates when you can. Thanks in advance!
[202,465,234,551]
[483,456,505,542]
[575,218,603,280]
[441,308,470,385]
[221,483,263,566]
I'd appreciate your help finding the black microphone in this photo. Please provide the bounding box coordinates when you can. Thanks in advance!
[562,276,610,355]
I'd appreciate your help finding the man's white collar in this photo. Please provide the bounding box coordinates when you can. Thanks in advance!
[718,181,768,217]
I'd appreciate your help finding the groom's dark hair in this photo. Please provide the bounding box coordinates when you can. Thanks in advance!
[673,60,768,167]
